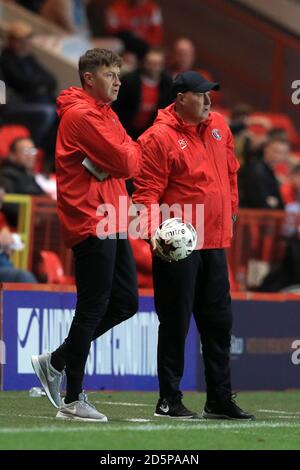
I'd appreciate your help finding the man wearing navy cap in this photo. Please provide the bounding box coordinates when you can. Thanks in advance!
[133,71,255,420]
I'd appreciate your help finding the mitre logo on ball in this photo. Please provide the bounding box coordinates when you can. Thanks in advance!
[155,218,197,262]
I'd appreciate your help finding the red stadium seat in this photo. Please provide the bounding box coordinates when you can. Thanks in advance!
[33,148,45,174]
[251,112,300,146]
[0,125,30,159]
[37,250,74,285]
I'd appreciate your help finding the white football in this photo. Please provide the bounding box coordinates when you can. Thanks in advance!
[155,218,197,262]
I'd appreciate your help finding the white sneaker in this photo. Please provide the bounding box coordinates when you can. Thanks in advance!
[56,393,108,422]
[31,353,63,408]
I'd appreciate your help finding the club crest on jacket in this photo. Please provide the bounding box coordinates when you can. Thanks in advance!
[178,139,188,149]
[212,129,222,140]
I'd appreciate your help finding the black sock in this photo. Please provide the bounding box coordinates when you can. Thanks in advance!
[50,342,67,372]
[64,373,83,404]
[50,352,66,373]
[64,394,81,404]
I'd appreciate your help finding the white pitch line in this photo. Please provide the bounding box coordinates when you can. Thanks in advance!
[125,418,151,422]
[1,410,299,425]
[259,409,300,415]
[1,421,300,435]
[274,415,300,419]
[0,412,56,421]
[95,401,153,407]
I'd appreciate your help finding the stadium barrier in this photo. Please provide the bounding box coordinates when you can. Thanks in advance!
[1,284,300,392]
[3,194,32,270]
[227,209,300,290]
[4,195,300,288]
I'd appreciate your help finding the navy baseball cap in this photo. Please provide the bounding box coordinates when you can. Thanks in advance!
[172,71,220,96]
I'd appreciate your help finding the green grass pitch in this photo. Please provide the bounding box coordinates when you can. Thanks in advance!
[1,391,300,450]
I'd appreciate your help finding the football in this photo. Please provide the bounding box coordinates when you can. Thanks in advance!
[154,218,197,262]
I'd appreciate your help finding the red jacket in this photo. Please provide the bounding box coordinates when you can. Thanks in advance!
[105,0,163,46]
[133,104,239,249]
[56,87,141,247]
[281,182,299,205]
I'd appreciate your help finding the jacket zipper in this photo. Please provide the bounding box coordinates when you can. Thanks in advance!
[199,126,224,245]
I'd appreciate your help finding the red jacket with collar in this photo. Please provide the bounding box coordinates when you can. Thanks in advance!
[133,104,239,249]
[56,87,141,248]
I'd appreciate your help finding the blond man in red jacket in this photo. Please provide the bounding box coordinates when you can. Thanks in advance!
[133,71,255,420]
[32,49,141,422]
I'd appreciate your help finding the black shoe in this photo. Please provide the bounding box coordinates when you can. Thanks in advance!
[154,396,199,419]
[203,394,255,420]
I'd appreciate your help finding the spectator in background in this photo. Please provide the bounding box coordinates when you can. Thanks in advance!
[168,38,197,78]
[280,165,300,240]
[281,165,300,210]
[229,103,271,165]
[0,177,37,283]
[1,137,45,195]
[259,166,300,293]
[114,48,173,140]
[120,50,138,76]
[259,227,300,292]
[229,103,254,165]
[168,37,213,79]
[168,37,221,105]
[114,48,172,195]
[239,137,289,209]
[1,21,57,103]
[229,103,253,136]
[0,21,58,165]
[105,0,163,58]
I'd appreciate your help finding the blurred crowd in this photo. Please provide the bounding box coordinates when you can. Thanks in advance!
[0,0,300,290]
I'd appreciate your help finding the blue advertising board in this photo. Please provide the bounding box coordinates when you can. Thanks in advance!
[1,287,300,391]
[195,297,300,391]
[229,299,300,390]
[1,288,199,391]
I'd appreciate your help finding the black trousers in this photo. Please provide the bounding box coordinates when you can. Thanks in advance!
[52,236,138,396]
[152,248,232,401]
